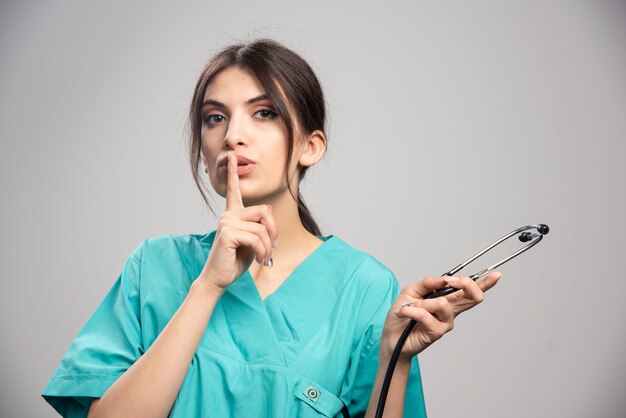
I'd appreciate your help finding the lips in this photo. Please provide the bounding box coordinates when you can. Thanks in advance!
[217,154,256,168]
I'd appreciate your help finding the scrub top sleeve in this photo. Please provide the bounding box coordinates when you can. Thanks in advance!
[346,266,427,418]
[42,243,145,418]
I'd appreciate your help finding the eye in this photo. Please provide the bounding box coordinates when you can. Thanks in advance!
[254,108,278,119]
[202,113,226,127]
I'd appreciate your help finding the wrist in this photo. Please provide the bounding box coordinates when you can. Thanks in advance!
[379,337,413,368]
[191,276,226,300]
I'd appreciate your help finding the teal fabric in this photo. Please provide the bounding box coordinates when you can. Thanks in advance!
[42,231,427,417]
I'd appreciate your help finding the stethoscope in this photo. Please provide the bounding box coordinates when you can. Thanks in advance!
[372,223,550,418]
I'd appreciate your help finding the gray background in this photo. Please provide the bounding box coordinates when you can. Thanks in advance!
[1,1,625,417]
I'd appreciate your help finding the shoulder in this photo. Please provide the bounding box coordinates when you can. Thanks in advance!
[128,230,216,263]
[118,230,216,293]
[328,237,401,341]
[328,236,400,301]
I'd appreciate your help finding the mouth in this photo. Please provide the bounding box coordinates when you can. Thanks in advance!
[217,154,257,176]
[217,163,256,176]
[217,154,256,168]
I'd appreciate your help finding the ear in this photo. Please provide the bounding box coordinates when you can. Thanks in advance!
[298,130,327,168]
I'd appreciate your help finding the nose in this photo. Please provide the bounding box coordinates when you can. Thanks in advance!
[223,112,248,150]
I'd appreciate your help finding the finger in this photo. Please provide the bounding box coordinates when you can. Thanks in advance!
[402,277,449,299]
[397,297,454,325]
[445,276,484,303]
[425,297,455,323]
[393,294,418,312]
[222,227,267,264]
[395,301,454,338]
[476,271,502,293]
[231,205,278,248]
[223,218,273,265]
[237,231,268,265]
[226,152,244,210]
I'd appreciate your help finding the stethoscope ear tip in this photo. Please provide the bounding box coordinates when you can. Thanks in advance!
[518,224,549,242]
[519,232,533,242]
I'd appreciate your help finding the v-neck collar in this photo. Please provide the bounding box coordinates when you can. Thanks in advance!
[200,232,337,367]
[248,234,335,303]
[199,230,336,306]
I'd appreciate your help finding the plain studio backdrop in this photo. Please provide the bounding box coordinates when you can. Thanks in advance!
[1,1,625,417]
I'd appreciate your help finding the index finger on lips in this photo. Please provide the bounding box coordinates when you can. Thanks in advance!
[226,152,244,210]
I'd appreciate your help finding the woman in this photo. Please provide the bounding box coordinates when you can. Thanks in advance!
[42,39,501,417]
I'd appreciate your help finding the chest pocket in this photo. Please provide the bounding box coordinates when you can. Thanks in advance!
[292,376,349,417]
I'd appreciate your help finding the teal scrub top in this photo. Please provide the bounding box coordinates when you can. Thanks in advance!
[42,231,427,417]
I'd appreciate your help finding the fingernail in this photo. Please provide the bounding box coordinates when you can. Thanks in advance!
[445,276,459,283]
[273,239,278,249]
[267,257,273,268]
[401,302,413,308]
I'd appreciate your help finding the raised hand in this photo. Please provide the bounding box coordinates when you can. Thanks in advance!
[197,151,278,294]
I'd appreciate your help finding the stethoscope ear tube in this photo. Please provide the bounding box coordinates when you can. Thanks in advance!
[373,224,549,418]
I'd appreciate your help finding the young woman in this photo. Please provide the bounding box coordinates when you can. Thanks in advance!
[42,39,501,417]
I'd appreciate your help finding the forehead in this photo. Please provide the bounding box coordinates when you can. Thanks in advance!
[203,66,265,101]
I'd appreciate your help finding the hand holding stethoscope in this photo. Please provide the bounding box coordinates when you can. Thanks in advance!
[374,224,549,418]
[380,271,502,363]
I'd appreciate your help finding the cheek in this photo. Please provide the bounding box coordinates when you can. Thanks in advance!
[200,132,220,160]
[200,144,219,182]
[200,124,225,151]
[204,163,224,196]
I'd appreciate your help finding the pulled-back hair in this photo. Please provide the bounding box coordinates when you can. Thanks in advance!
[188,39,326,236]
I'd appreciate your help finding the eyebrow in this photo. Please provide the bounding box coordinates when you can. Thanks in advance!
[201,94,271,109]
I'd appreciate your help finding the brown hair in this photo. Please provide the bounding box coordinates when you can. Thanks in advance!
[188,39,326,236]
